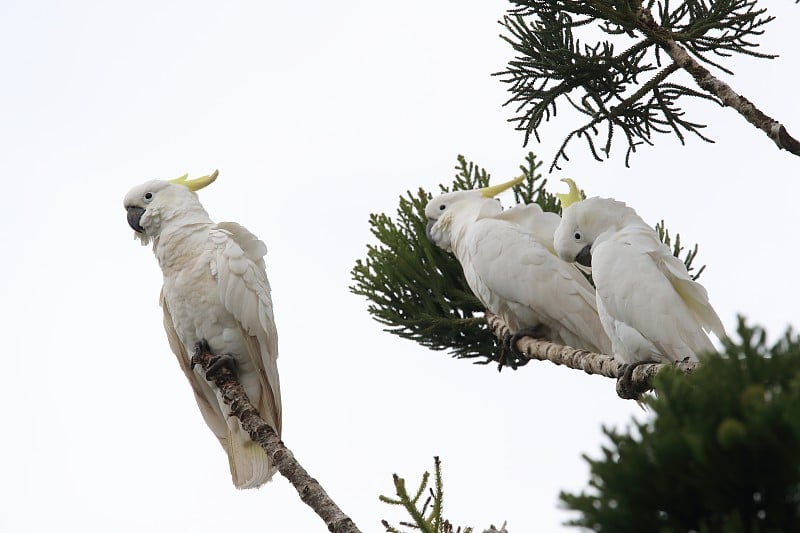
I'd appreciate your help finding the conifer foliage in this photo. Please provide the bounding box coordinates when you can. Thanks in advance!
[496,1,788,170]
[561,318,800,532]
[380,457,475,533]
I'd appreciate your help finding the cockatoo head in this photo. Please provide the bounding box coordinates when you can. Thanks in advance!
[554,194,636,268]
[123,170,218,245]
[424,175,524,252]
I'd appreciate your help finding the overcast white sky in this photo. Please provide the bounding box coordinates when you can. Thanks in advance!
[2,2,799,532]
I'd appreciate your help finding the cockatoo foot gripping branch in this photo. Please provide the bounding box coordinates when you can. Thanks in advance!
[190,339,240,380]
[615,360,659,400]
[499,325,548,370]
[191,340,239,386]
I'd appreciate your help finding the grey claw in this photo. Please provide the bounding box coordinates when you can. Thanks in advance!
[206,353,238,379]
[616,360,656,400]
[498,326,544,370]
[190,339,213,370]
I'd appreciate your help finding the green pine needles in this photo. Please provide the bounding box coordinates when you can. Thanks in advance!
[496,0,778,170]
[350,152,705,367]
[379,457,473,533]
[656,219,705,281]
[561,318,800,531]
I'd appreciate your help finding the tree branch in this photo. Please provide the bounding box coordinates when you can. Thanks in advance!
[636,7,800,157]
[191,341,362,533]
[484,312,699,399]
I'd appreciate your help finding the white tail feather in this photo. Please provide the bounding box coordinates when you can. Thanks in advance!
[226,417,276,489]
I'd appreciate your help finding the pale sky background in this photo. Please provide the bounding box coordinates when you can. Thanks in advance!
[2,2,799,532]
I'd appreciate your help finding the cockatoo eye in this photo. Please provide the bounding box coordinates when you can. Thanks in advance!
[439,204,446,211]
[574,231,582,240]
[144,192,153,202]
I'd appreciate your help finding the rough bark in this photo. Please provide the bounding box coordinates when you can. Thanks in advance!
[485,312,699,398]
[635,7,800,157]
[191,342,362,533]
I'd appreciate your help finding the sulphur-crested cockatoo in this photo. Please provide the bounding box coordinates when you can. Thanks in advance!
[124,171,281,489]
[553,190,725,366]
[425,176,612,357]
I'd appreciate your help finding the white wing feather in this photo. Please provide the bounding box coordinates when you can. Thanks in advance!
[494,204,561,256]
[592,228,723,364]
[458,218,611,354]
[208,222,281,488]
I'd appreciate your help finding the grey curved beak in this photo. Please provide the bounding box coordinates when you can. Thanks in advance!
[575,244,592,268]
[425,219,436,241]
[127,206,145,233]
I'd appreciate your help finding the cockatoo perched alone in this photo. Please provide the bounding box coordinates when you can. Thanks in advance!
[123,171,281,489]
[553,187,726,368]
[425,176,612,359]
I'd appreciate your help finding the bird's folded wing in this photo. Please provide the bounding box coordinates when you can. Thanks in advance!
[211,222,282,434]
[494,205,561,256]
[466,220,609,352]
[624,226,727,341]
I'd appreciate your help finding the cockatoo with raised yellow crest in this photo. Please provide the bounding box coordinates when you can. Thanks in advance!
[425,176,612,359]
[553,184,725,368]
[123,171,281,489]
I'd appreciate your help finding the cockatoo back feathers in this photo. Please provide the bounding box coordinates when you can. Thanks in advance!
[494,203,543,224]
[216,222,268,269]
[496,204,562,256]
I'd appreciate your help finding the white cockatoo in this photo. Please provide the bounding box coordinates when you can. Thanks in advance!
[425,176,612,357]
[124,171,281,489]
[553,188,726,367]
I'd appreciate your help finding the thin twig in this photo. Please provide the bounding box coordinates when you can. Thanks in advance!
[191,341,362,533]
[635,7,800,157]
[484,312,699,398]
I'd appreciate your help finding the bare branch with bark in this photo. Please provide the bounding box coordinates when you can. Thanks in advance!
[635,6,800,157]
[485,312,699,399]
[191,341,362,533]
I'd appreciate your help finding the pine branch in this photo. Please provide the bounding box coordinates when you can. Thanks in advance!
[380,456,503,533]
[485,312,699,398]
[497,0,798,168]
[635,6,800,156]
[191,341,361,533]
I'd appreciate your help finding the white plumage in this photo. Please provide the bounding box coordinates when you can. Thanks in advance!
[425,177,612,355]
[124,172,281,489]
[554,196,725,365]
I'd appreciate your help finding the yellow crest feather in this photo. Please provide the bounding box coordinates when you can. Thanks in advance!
[480,174,525,198]
[169,169,219,191]
[556,178,583,209]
